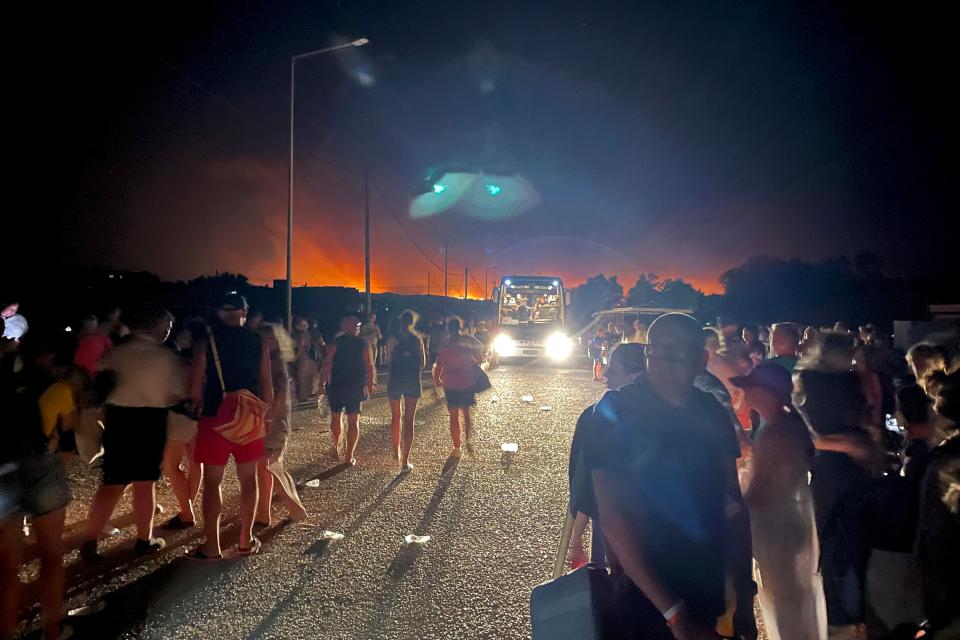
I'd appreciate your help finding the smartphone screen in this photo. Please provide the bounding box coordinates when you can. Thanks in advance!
[884,413,902,433]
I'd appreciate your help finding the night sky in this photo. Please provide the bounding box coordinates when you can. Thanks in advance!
[16,1,954,296]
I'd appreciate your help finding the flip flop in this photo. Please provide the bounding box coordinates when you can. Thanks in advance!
[235,537,262,556]
[185,547,222,562]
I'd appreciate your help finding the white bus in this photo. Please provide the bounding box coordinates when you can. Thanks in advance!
[490,275,574,362]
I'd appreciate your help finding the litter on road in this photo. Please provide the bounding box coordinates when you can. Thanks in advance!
[539,406,552,411]
[520,394,534,403]
[491,395,499,403]
[305,479,321,488]
[403,534,431,545]
[320,531,345,540]
[501,442,519,453]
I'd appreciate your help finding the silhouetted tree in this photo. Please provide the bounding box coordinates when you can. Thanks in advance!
[656,278,704,311]
[720,255,928,327]
[626,273,660,306]
[570,274,624,328]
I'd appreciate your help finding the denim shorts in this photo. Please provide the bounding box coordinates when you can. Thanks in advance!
[0,452,71,519]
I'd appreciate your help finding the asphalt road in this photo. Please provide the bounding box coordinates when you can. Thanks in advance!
[17,364,605,640]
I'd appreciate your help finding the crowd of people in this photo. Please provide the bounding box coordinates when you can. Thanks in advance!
[0,294,489,640]
[3,292,959,640]
[568,314,959,639]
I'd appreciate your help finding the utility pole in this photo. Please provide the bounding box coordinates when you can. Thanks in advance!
[363,170,371,315]
[427,272,431,296]
[464,267,468,300]
[443,235,448,299]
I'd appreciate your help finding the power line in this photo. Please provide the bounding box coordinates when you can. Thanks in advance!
[368,176,462,277]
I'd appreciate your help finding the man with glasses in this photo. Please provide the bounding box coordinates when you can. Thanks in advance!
[578,313,755,639]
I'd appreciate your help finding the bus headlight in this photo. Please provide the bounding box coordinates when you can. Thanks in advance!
[545,332,574,360]
[492,333,514,356]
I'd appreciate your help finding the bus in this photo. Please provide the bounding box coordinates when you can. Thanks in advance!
[490,275,574,362]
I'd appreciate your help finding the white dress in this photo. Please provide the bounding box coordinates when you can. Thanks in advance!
[743,416,828,640]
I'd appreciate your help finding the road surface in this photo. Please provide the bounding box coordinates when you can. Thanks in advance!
[17,364,605,639]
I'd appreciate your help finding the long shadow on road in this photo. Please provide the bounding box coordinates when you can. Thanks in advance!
[353,456,463,638]
[62,522,292,639]
[246,472,409,639]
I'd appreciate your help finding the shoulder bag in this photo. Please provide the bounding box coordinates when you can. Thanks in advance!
[207,329,268,445]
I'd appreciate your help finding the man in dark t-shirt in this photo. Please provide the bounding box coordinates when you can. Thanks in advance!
[319,316,376,466]
[190,294,273,560]
[581,313,754,637]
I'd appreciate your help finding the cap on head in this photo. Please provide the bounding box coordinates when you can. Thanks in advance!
[219,292,249,312]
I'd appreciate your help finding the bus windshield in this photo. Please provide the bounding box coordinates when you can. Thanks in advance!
[498,279,564,327]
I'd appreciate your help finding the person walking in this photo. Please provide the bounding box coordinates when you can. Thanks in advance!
[255,323,307,526]
[1,335,73,640]
[291,317,320,403]
[189,294,273,560]
[79,306,182,560]
[435,316,484,457]
[359,312,382,366]
[792,369,875,639]
[386,310,426,472]
[588,326,607,382]
[568,342,647,570]
[735,363,826,640]
[575,313,755,638]
[319,316,376,466]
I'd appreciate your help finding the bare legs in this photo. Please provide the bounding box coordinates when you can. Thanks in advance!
[0,518,18,640]
[257,455,307,524]
[463,406,474,444]
[200,465,225,557]
[390,399,402,460]
[400,397,417,468]
[330,412,342,456]
[131,482,157,541]
[234,462,259,550]
[448,408,462,450]
[200,462,260,555]
[390,397,418,468]
[448,405,474,454]
[162,440,201,523]
[83,480,157,544]
[255,462,274,525]
[1,508,67,640]
[344,413,360,463]
[329,411,360,463]
[33,509,66,640]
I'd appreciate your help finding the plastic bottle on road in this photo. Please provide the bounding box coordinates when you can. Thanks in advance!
[404,534,431,545]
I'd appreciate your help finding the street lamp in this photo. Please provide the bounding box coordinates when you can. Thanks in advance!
[286,38,369,328]
[484,266,498,300]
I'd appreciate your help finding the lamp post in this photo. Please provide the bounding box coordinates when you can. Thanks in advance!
[287,38,369,329]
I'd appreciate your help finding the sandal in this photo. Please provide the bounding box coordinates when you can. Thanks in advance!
[185,547,222,562]
[236,537,262,556]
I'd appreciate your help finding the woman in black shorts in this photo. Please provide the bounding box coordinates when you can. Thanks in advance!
[386,310,426,472]
[435,317,484,457]
[79,306,183,559]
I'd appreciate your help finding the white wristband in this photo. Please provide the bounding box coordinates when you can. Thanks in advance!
[663,600,684,622]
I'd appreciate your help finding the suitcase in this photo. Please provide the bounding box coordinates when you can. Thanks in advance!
[530,563,602,640]
[530,476,673,640]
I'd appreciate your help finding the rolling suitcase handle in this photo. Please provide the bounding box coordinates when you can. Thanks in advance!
[552,510,575,579]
